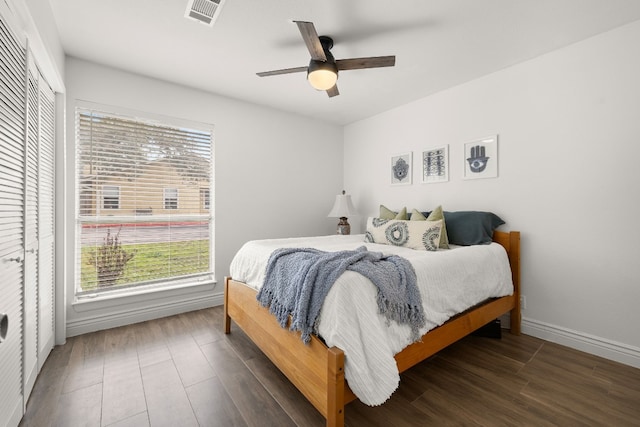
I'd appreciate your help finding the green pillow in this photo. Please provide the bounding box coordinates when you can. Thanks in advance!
[410,209,427,221]
[426,205,449,249]
[379,205,408,220]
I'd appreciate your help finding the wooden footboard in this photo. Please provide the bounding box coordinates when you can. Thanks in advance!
[224,230,520,427]
[224,277,351,426]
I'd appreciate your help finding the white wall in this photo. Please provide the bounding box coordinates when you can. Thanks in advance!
[344,20,640,367]
[21,0,65,90]
[64,58,343,335]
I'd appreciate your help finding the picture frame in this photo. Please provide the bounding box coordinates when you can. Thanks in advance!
[463,135,498,179]
[390,152,412,185]
[421,145,449,184]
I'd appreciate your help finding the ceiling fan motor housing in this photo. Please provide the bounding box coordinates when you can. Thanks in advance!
[319,35,334,52]
[307,35,338,90]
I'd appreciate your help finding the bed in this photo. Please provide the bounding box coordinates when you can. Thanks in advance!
[224,225,520,427]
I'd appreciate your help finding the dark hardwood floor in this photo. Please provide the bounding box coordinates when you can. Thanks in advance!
[19,306,640,426]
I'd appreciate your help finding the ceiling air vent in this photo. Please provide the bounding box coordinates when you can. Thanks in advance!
[185,0,226,27]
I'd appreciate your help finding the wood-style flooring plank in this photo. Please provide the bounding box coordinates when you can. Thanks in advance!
[244,352,326,427]
[54,382,103,427]
[62,331,107,394]
[201,338,297,427]
[347,392,443,427]
[593,356,640,393]
[101,325,147,426]
[101,357,146,426]
[411,356,536,426]
[133,321,172,368]
[140,359,199,427]
[20,339,74,427]
[177,308,224,347]
[103,411,149,427]
[185,376,248,427]
[158,315,216,387]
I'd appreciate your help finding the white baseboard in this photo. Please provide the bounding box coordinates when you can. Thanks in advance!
[522,317,640,369]
[66,293,224,337]
[24,363,37,408]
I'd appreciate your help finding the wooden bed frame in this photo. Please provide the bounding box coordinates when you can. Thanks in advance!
[224,230,520,427]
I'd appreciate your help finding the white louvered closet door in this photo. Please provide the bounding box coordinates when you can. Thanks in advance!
[23,55,40,400]
[38,73,55,368]
[0,12,26,427]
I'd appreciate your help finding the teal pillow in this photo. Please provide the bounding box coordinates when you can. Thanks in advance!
[442,211,505,245]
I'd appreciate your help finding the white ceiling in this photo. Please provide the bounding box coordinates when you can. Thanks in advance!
[48,0,640,125]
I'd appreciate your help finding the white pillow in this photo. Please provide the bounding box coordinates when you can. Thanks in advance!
[364,217,443,251]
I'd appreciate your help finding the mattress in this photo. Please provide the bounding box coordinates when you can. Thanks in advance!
[229,234,513,405]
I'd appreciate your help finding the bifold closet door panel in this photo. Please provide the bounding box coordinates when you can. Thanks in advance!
[0,253,25,427]
[23,58,41,401]
[1,11,27,427]
[38,75,56,365]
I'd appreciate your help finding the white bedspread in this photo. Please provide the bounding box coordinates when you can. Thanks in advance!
[229,234,513,406]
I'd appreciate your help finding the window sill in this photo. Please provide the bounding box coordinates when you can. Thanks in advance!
[72,278,218,313]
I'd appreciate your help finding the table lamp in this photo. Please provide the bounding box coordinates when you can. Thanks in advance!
[327,190,357,235]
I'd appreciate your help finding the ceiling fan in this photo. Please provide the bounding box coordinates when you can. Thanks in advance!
[256,21,396,97]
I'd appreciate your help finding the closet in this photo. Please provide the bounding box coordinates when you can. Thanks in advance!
[0,9,56,427]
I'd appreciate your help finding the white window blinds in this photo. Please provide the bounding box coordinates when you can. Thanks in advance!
[76,107,213,294]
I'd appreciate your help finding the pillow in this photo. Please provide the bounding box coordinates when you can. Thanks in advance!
[364,217,442,251]
[425,205,449,249]
[379,205,408,220]
[441,211,505,245]
[409,209,427,221]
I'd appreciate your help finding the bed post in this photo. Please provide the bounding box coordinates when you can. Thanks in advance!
[327,347,346,427]
[224,277,231,334]
[508,232,521,335]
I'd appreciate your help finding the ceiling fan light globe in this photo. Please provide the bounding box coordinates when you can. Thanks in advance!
[308,69,338,91]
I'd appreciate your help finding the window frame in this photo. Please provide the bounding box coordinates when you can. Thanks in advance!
[74,101,215,299]
[102,185,120,210]
[200,188,210,210]
[163,187,178,210]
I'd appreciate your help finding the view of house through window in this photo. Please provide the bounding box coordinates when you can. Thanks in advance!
[76,105,214,295]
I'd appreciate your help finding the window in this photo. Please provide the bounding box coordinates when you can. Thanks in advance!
[103,185,120,209]
[200,188,210,210]
[76,105,214,295]
[164,188,178,209]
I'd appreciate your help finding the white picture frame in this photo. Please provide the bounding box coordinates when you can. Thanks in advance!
[463,135,498,179]
[421,145,449,184]
[390,152,412,185]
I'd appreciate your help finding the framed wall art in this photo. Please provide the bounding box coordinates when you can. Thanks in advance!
[390,152,412,185]
[421,145,449,184]
[463,135,498,179]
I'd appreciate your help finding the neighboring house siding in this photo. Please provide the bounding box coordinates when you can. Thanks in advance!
[83,160,210,216]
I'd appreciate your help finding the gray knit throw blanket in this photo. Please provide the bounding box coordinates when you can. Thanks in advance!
[256,246,426,344]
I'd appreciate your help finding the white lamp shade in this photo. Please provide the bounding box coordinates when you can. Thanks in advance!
[327,193,357,218]
[308,69,338,91]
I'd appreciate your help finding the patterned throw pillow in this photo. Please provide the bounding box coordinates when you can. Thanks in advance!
[364,217,443,251]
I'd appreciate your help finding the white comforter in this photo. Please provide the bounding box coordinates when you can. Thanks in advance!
[229,234,513,406]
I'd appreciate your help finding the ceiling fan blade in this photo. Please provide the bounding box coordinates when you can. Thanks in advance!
[293,21,327,61]
[326,85,339,98]
[336,56,396,71]
[256,66,308,77]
